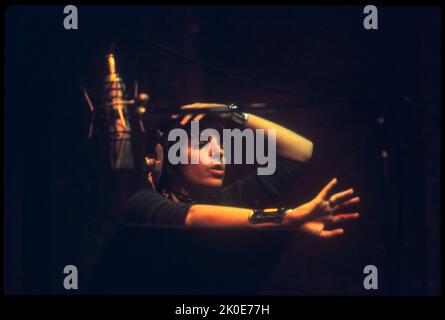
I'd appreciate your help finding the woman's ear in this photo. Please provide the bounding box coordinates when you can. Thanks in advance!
[166,164,182,176]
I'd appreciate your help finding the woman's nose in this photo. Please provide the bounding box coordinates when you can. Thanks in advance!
[209,139,224,160]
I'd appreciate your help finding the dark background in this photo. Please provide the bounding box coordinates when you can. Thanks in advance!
[4,5,441,295]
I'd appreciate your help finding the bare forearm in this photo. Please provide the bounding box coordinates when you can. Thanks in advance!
[185,205,283,228]
[185,204,310,228]
[245,113,313,162]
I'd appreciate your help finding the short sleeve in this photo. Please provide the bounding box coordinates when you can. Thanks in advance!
[125,189,193,226]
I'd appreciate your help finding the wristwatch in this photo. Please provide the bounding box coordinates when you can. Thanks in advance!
[228,103,249,126]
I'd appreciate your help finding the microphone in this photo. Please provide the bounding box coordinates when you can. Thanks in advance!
[104,53,134,170]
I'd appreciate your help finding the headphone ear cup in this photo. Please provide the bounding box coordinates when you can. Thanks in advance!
[152,143,164,185]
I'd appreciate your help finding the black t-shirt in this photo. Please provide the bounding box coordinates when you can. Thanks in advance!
[125,156,305,226]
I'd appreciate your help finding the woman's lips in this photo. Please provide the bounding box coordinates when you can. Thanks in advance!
[208,167,225,178]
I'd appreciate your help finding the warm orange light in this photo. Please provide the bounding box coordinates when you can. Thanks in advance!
[107,54,116,74]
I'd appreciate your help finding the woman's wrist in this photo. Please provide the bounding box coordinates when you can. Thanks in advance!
[228,103,249,126]
[247,207,294,226]
[282,206,312,227]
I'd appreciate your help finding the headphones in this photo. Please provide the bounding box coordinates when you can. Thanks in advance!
[143,129,165,191]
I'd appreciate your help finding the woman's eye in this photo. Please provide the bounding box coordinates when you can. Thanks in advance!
[199,141,208,148]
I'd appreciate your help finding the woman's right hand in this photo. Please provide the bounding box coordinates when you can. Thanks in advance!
[171,103,229,126]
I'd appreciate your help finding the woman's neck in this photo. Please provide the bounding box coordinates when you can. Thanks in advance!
[167,181,218,202]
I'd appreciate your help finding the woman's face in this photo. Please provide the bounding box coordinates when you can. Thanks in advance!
[180,134,226,189]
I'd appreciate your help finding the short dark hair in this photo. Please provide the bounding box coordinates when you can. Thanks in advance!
[157,115,227,191]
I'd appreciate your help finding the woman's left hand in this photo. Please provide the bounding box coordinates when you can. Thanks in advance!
[172,103,229,126]
[297,178,360,238]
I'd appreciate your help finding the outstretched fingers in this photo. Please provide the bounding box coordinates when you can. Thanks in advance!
[317,178,338,200]
[320,228,344,238]
[331,196,360,212]
[175,113,206,126]
[180,114,193,126]
[329,188,354,206]
[330,213,360,224]
[193,114,206,122]
[174,103,228,124]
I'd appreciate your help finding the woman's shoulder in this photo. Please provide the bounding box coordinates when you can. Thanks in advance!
[128,188,162,199]
[126,188,169,209]
[125,188,193,225]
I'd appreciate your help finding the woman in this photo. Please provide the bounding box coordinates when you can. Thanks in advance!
[126,103,360,238]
